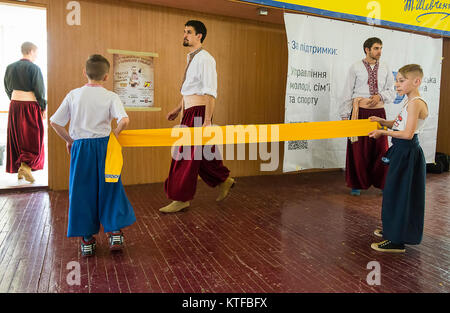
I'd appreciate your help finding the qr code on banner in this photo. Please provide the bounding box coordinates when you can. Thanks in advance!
[288,140,308,150]
[287,121,308,150]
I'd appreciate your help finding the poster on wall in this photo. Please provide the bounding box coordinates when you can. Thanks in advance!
[283,13,443,172]
[109,50,159,110]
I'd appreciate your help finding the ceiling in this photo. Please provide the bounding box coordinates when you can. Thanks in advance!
[125,0,286,24]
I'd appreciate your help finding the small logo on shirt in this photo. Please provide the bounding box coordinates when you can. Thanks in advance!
[394,114,403,128]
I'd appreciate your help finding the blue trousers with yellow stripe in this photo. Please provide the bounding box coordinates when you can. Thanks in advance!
[68,136,136,237]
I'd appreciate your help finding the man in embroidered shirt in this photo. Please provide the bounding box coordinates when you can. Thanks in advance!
[160,20,235,213]
[3,42,46,183]
[339,37,395,196]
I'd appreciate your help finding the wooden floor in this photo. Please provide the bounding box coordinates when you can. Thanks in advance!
[0,171,448,293]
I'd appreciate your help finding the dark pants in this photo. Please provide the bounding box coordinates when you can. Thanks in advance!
[381,135,426,245]
[164,106,230,202]
[6,100,44,173]
[345,107,388,190]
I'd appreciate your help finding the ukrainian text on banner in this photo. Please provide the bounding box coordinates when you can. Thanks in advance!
[238,0,450,36]
[283,13,442,172]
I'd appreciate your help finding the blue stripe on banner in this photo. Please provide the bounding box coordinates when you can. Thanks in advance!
[239,0,450,37]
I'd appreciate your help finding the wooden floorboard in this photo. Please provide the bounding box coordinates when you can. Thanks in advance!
[0,171,448,293]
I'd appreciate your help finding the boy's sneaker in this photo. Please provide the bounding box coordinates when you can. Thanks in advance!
[373,229,383,238]
[350,189,360,196]
[80,237,96,257]
[107,231,124,251]
[371,240,405,253]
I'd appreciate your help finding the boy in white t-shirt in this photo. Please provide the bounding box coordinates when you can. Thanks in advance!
[50,54,136,257]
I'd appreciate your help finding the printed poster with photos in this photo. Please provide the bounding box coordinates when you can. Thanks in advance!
[113,53,155,108]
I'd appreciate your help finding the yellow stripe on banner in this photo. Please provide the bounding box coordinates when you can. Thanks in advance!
[117,119,379,147]
[234,0,450,35]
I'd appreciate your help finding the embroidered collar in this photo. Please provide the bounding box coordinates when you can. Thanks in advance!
[187,47,203,59]
[362,59,378,67]
[362,59,379,95]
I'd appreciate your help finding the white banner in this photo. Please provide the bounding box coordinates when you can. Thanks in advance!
[283,13,443,172]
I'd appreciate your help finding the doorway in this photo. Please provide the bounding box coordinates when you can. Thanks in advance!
[0,2,48,190]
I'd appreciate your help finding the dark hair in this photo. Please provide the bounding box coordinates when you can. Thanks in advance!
[363,37,382,54]
[85,54,110,80]
[21,42,37,55]
[185,20,207,43]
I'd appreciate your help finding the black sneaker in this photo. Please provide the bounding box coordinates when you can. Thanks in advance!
[107,231,124,251]
[371,240,405,253]
[81,237,96,257]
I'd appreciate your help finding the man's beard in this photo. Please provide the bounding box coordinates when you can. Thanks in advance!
[370,52,381,60]
[183,40,190,47]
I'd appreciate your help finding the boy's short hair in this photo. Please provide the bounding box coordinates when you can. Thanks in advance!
[21,42,37,55]
[363,37,382,53]
[85,54,110,80]
[185,20,207,43]
[398,64,424,79]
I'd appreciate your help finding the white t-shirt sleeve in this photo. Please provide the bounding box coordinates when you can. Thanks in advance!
[200,57,217,98]
[50,92,72,126]
[110,93,128,123]
[379,63,396,104]
[339,64,357,118]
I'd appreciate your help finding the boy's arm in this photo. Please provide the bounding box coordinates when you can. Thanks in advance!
[114,117,129,137]
[369,99,421,140]
[50,122,74,154]
[369,116,395,129]
[383,120,396,129]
